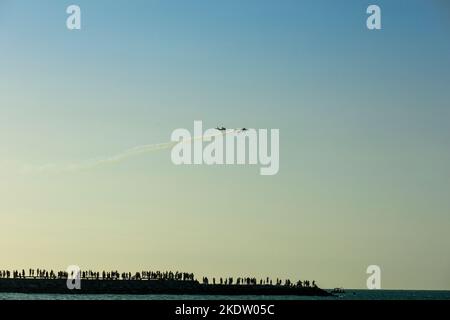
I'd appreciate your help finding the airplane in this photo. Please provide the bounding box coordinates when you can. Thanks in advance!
[215,126,227,131]
[240,128,248,131]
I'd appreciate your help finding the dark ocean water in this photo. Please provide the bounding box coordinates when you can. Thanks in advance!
[1,290,450,300]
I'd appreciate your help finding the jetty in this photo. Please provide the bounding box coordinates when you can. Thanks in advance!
[0,269,330,296]
[0,278,329,296]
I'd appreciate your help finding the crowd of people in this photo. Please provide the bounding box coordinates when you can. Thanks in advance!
[0,269,316,287]
[0,269,194,281]
[201,276,316,288]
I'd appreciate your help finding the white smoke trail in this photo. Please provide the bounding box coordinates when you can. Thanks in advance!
[22,130,235,174]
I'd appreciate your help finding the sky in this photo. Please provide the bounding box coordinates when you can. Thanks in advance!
[0,0,450,290]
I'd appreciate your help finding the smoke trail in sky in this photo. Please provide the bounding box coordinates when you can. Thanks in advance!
[22,130,235,174]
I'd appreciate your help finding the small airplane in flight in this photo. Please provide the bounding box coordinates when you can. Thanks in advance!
[215,126,227,131]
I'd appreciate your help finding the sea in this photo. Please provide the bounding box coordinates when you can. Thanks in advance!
[1,290,450,300]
